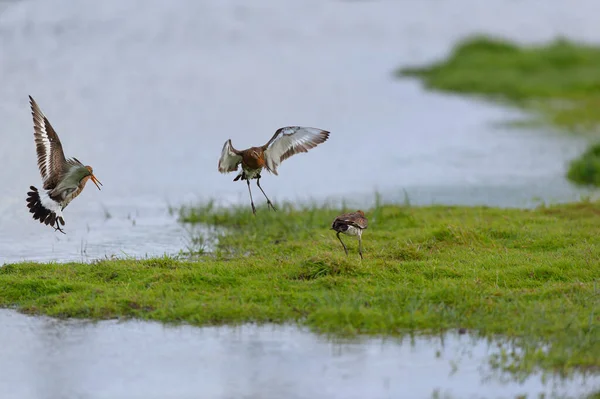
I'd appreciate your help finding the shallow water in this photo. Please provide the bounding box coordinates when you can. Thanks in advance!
[0,309,596,399]
[0,0,599,262]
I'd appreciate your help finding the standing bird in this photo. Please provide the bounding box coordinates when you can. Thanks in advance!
[26,95,102,233]
[218,126,330,214]
[331,210,368,259]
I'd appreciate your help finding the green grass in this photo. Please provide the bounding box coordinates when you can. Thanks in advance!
[568,143,600,186]
[397,35,600,186]
[1,201,599,377]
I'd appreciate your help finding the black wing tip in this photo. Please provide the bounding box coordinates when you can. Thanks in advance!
[29,95,39,116]
[317,129,330,143]
[28,95,37,110]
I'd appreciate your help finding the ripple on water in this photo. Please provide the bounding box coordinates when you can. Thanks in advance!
[0,310,597,399]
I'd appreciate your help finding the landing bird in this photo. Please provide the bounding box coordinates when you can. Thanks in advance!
[218,126,330,214]
[26,95,102,233]
[331,210,368,259]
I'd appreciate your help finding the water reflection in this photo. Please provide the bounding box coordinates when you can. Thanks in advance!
[0,310,597,399]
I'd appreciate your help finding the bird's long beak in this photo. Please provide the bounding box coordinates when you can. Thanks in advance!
[90,174,103,190]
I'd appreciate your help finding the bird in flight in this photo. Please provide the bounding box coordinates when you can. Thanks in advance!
[218,126,330,214]
[331,210,368,259]
[26,95,102,233]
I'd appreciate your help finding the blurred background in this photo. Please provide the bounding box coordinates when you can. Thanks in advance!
[0,0,598,263]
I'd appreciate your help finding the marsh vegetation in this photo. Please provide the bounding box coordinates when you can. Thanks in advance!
[1,200,598,376]
[398,36,600,186]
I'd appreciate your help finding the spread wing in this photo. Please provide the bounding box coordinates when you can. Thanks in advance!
[29,95,68,190]
[263,126,330,175]
[218,139,242,173]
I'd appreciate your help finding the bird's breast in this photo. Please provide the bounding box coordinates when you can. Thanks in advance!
[242,149,265,170]
[59,178,89,208]
[59,187,83,209]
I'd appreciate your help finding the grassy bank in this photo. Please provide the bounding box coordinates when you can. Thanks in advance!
[1,201,599,376]
[397,36,600,186]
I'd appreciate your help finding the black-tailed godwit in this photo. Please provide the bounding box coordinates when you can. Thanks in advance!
[218,126,330,214]
[331,210,368,259]
[26,96,102,233]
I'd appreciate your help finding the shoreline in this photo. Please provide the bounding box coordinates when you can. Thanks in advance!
[1,200,598,375]
[397,35,600,187]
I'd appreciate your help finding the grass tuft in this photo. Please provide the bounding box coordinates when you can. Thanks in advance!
[568,143,600,186]
[292,256,359,280]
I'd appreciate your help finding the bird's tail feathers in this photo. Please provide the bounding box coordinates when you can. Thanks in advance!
[26,186,65,228]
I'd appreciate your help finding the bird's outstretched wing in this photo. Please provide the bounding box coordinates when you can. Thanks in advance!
[263,126,329,175]
[218,139,243,173]
[29,95,68,190]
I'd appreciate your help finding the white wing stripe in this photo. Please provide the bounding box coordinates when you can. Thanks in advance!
[40,122,52,182]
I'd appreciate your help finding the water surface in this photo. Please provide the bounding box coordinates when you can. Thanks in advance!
[0,0,598,262]
[0,309,597,399]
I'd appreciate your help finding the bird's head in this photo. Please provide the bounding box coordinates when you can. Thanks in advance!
[84,165,102,190]
[356,210,365,217]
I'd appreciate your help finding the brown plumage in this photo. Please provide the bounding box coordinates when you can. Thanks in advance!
[26,95,102,233]
[218,126,330,215]
[331,210,368,259]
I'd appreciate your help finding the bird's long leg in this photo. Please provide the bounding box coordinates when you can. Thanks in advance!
[358,233,363,260]
[246,179,256,215]
[336,232,348,255]
[256,177,276,211]
[53,219,66,234]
